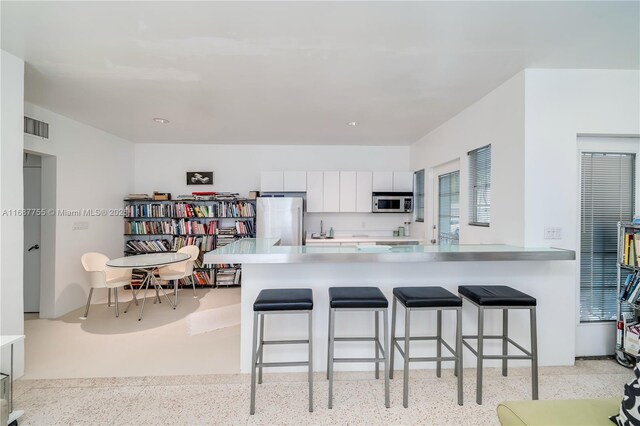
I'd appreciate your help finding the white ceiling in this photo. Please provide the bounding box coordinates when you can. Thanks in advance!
[2,1,638,145]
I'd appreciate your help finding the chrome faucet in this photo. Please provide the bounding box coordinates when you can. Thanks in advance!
[320,220,325,236]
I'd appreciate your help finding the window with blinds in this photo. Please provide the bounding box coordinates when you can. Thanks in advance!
[414,169,425,222]
[580,152,635,323]
[469,145,491,226]
[438,171,460,245]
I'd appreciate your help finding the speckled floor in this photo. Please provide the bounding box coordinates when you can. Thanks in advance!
[13,359,629,425]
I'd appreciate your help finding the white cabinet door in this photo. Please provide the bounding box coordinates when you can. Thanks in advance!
[283,171,307,192]
[306,171,324,212]
[393,172,414,192]
[339,171,357,212]
[356,171,373,212]
[323,171,340,212]
[372,172,393,192]
[260,171,283,192]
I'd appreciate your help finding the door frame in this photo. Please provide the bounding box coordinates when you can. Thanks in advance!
[575,136,640,356]
[431,159,461,245]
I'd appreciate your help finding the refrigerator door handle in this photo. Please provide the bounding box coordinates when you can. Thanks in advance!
[297,206,302,244]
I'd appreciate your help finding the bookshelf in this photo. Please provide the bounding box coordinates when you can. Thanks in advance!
[616,221,640,367]
[123,198,256,288]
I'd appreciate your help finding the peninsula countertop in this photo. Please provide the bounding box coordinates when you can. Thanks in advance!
[203,238,575,264]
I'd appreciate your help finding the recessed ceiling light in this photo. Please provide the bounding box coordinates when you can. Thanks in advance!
[153,117,170,124]
[347,121,359,127]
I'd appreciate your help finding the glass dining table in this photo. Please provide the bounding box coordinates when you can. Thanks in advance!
[106,252,189,321]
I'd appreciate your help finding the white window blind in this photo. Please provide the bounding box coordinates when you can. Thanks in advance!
[580,152,635,322]
[469,145,491,226]
[414,169,425,222]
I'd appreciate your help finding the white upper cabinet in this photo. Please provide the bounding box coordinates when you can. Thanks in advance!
[393,172,414,192]
[283,171,307,192]
[306,171,324,212]
[372,172,393,192]
[323,171,340,212]
[356,171,373,212]
[339,171,357,212]
[260,171,284,192]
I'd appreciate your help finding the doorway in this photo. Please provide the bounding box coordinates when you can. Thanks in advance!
[431,160,460,245]
[577,136,640,356]
[23,152,42,313]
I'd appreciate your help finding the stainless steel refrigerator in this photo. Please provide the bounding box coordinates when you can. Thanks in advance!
[256,197,304,246]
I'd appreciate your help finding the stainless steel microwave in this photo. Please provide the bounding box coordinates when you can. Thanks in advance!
[372,192,413,213]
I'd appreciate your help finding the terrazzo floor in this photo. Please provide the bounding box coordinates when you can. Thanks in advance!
[13,359,630,425]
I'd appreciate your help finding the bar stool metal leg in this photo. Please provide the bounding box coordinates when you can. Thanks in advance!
[328,308,336,409]
[250,312,259,415]
[530,307,539,400]
[502,309,508,377]
[375,311,380,380]
[308,311,314,412]
[390,297,397,380]
[402,306,410,408]
[476,306,484,405]
[436,310,442,378]
[456,307,463,406]
[326,311,331,380]
[383,308,390,409]
[258,314,265,384]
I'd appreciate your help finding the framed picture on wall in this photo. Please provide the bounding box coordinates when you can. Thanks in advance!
[186,171,214,185]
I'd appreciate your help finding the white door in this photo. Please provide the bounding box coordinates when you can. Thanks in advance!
[323,171,340,212]
[356,171,373,212]
[24,165,42,313]
[306,172,323,212]
[339,171,356,212]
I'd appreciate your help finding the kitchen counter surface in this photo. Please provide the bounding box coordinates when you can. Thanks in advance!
[203,238,575,264]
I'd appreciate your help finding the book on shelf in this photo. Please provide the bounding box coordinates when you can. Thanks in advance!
[126,239,172,253]
[622,229,640,266]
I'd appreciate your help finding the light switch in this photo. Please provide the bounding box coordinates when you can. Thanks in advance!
[73,221,89,231]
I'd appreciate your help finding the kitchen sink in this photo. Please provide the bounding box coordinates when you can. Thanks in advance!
[309,234,334,239]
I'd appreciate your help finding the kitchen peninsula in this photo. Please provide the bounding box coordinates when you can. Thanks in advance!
[204,239,576,373]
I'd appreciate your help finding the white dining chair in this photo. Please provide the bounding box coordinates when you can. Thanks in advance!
[158,245,200,306]
[81,252,133,318]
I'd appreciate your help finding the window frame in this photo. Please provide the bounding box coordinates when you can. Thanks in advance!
[468,144,492,227]
[414,169,425,222]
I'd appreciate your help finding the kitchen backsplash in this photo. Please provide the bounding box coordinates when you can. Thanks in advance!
[305,212,412,237]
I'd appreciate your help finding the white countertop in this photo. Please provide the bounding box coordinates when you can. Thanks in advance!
[203,238,575,264]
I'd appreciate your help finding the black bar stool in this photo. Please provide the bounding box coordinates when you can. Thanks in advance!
[327,286,390,409]
[458,285,538,405]
[250,288,314,415]
[390,286,463,407]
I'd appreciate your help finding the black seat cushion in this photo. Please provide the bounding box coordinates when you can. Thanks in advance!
[253,288,313,312]
[328,287,388,309]
[458,285,536,307]
[393,286,462,308]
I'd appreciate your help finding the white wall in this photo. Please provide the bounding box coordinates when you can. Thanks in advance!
[523,69,640,356]
[23,103,134,318]
[134,144,410,235]
[409,72,526,245]
[523,69,640,249]
[1,50,26,377]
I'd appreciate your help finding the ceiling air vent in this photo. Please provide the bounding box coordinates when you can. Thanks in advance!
[24,116,49,139]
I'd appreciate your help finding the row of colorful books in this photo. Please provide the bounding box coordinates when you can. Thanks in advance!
[125,219,216,235]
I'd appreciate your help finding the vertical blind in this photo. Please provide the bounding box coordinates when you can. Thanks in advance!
[580,152,635,322]
[438,171,460,245]
[469,145,491,226]
[414,169,425,222]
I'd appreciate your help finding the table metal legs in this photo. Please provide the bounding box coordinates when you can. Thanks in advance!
[123,269,175,321]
